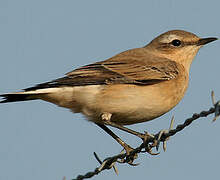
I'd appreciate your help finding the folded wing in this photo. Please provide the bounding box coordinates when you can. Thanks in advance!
[24,50,179,91]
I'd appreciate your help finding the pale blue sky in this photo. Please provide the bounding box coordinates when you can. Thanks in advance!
[0,0,220,180]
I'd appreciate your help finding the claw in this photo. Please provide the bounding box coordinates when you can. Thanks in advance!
[147,149,160,155]
[125,151,139,166]
[127,161,140,166]
[118,145,139,165]
[141,131,155,154]
[143,143,160,155]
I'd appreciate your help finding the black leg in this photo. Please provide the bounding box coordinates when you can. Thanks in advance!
[95,123,134,154]
[103,121,147,140]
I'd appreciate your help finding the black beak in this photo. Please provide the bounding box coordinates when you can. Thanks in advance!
[197,37,218,46]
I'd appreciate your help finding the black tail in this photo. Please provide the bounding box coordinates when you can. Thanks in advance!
[0,93,38,103]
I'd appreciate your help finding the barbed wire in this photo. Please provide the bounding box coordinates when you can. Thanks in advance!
[72,91,220,180]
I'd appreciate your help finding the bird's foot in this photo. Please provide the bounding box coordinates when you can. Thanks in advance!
[118,145,139,166]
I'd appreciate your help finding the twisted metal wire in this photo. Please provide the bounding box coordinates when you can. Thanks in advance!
[73,95,219,180]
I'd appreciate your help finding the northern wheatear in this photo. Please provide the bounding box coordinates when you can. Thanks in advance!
[0,30,217,153]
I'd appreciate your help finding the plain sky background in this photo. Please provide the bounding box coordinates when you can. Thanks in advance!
[0,0,219,180]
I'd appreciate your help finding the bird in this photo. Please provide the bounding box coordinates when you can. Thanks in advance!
[0,30,217,154]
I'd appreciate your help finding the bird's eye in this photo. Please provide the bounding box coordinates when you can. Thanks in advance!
[171,39,181,47]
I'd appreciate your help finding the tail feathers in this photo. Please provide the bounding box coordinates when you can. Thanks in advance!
[0,93,39,103]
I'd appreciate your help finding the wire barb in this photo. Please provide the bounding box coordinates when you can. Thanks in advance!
[211,91,220,122]
[93,152,119,175]
[163,116,175,151]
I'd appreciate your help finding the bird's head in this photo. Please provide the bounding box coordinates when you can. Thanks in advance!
[146,30,217,71]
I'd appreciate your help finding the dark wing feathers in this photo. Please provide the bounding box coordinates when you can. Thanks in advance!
[24,54,179,91]
[24,62,126,91]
